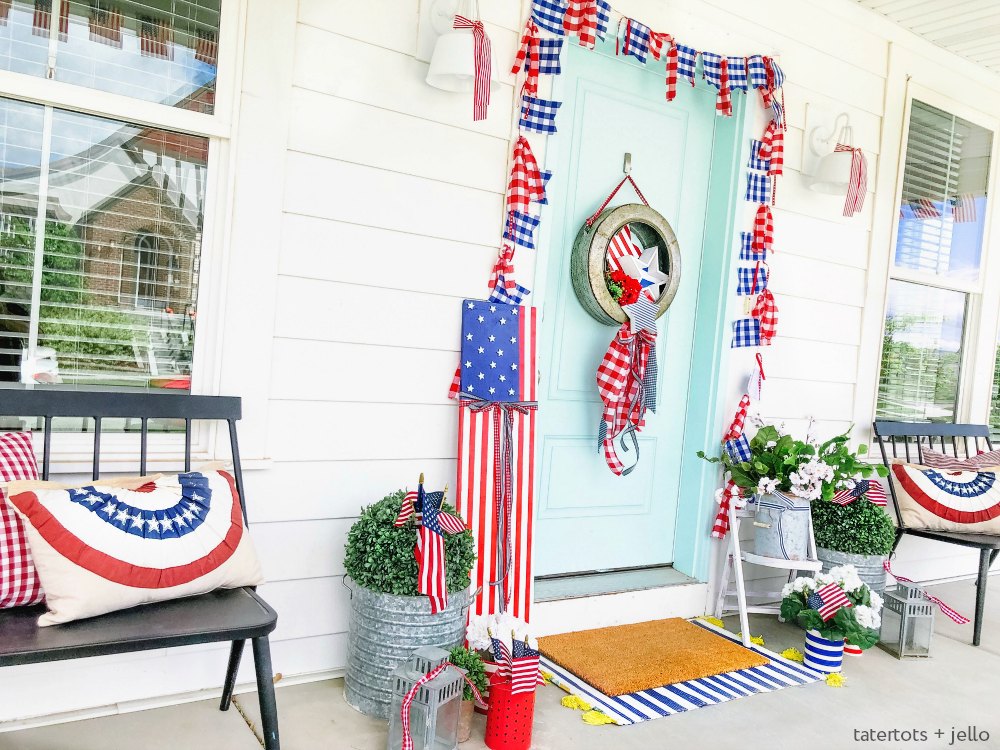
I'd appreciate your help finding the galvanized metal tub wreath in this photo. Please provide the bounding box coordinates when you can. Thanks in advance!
[569,203,681,326]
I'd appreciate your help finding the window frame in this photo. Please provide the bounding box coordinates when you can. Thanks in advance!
[0,0,246,467]
[874,81,1000,428]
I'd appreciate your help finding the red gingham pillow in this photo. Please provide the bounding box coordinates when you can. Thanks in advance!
[0,432,44,607]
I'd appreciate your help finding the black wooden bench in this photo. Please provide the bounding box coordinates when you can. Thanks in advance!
[0,390,279,748]
[873,420,1000,647]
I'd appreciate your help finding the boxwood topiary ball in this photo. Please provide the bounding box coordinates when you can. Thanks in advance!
[344,490,476,597]
[812,498,896,556]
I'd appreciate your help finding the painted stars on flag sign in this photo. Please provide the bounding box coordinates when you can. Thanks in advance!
[460,300,528,401]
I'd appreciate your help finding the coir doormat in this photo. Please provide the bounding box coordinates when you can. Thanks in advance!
[538,617,769,696]
[541,619,823,725]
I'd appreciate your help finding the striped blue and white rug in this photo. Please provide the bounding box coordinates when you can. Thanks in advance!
[540,619,823,725]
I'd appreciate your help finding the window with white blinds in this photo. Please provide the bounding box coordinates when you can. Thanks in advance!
[878,99,993,423]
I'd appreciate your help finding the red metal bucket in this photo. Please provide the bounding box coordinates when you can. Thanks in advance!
[484,671,535,750]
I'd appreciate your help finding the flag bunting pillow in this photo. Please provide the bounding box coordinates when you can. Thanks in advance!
[889,462,1000,535]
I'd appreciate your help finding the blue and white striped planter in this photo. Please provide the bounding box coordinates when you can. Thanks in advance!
[803,630,845,673]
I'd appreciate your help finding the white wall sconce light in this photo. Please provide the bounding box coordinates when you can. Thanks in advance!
[425,0,497,94]
[806,112,854,195]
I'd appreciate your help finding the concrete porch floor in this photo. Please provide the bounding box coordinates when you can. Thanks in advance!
[2,577,997,750]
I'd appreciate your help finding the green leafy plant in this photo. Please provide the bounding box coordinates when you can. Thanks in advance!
[779,566,883,649]
[811,499,896,556]
[344,491,475,597]
[449,646,488,701]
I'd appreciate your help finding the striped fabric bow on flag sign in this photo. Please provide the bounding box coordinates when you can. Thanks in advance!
[834,142,867,217]
[807,582,852,622]
[453,14,492,121]
[832,479,887,507]
[394,475,466,614]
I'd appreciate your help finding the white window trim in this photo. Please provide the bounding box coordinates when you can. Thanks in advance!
[0,0,248,468]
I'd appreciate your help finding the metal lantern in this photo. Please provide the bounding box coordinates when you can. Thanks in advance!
[879,582,935,658]
[387,646,466,750]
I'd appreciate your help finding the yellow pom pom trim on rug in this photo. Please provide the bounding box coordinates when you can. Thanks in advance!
[561,695,592,711]
[780,648,804,662]
[825,673,846,688]
[737,633,765,646]
[699,616,725,628]
[581,710,617,726]
[540,670,553,684]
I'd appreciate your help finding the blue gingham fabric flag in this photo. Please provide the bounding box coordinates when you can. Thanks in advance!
[739,231,767,261]
[701,52,724,88]
[520,95,561,134]
[748,140,770,171]
[725,434,752,463]
[489,277,532,305]
[539,37,563,74]
[732,318,762,348]
[531,0,566,35]
[676,44,699,85]
[737,266,768,295]
[621,18,651,63]
[727,56,749,90]
[770,59,786,89]
[595,0,611,40]
[537,170,552,204]
[747,55,768,88]
[504,210,541,249]
[745,171,772,204]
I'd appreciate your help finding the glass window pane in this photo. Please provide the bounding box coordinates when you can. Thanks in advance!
[877,280,967,423]
[895,100,992,285]
[0,1,219,114]
[0,97,207,394]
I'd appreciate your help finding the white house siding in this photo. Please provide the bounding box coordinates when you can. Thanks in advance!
[3,0,1000,726]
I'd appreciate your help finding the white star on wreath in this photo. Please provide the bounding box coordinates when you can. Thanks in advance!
[620,238,669,296]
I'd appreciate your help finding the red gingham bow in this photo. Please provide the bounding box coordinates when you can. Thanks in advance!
[751,203,773,255]
[715,57,732,117]
[401,662,488,750]
[883,560,970,625]
[506,135,545,215]
[759,119,784,178]
[724,394,751,441]
[834,143,867,217]
[597,323,655,475]
[711,479,743,539]
[752,288,778,345]
[563,0,599,49]
[511,20,541,94]
[648,32,678,102]
[453,15,491,121]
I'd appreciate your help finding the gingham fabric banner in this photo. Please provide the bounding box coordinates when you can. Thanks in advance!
[648,31,678,101]
[519,94,562,134]
[736,265,768,296]
[675,43,699,86]
[724,394,751,441]
[751,203,773,254]
[537,169,552,204]
[724,434,752,463]
[711,479,744,539]
[732,318,762,348]
[760,119,785,177]
[739,231,766,261]
[747,55,768,88]
[488,245,517,292]
[506,136,546,214]
[539,38,563,73]
[511,19,542,94]
[489,277,532,305]
[701,52,733,116]
[619,17,651,63]
[453,15,491,121]
[752,289,778,344]
[531,0,567,35]
[745,171,771,204]
[727,56,749,90]
[564,0,599,48]
[748,139,770,172]
[503,209,541,249]
[597,322,656,476]
[834,143,867,217]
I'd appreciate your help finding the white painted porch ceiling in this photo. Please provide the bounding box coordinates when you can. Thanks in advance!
[857,0,1000,75]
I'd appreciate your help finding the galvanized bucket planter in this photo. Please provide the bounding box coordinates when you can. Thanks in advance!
[753,493,812,561]
[816,547,888,594]
[343,577,471,719]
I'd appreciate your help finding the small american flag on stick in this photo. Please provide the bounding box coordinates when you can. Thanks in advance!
[832,479,887,507]
[510,636,544,694]
[807,582,852,622]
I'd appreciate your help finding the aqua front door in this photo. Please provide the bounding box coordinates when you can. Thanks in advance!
[534,42,722,576]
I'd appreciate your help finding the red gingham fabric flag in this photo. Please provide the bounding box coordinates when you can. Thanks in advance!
[597,323,655,476]
[834,143,867,217]
[506,136,545,215]
[711,479,743,539]
[715,57,732,117]
[724,394,751,441]
[448,366,462,399]
[751,289,778,344]
[563,0,598,49]
[453,15,492,121]
[751,203,773,255]
[488,245,517,292]
[0,431,44,608]
[759,119,784,178]
[511,19,541,94]
[648,31,678,102]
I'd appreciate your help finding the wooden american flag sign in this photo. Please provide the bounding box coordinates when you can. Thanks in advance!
[456,300,537,621]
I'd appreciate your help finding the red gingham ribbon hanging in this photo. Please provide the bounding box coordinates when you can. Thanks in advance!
[453,15,492,121]
[511,20,541,94]
[759,119,785,177]
[648,31,678,102]
[715,57,732,117]
[751,288,778,345]
[597,323,655,476]
[883,560,970,625]
[711,479,743,539]
[402,662,488,750]
[506,135,545,215]
[488,244,517,292]
[834,143,867,217]
[724,394,751,441]
[563,0,598,49]
[751,203,773,254]
[760,55,777,108]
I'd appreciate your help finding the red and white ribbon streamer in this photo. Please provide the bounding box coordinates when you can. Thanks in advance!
[882,560,970,625]
[834,143,867,217]
[401,662,488,750]
[453,15,491,121]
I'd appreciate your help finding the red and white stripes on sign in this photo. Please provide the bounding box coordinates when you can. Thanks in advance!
[605,223,641,273]
[456,314,535,622]
[833,143,867,217]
